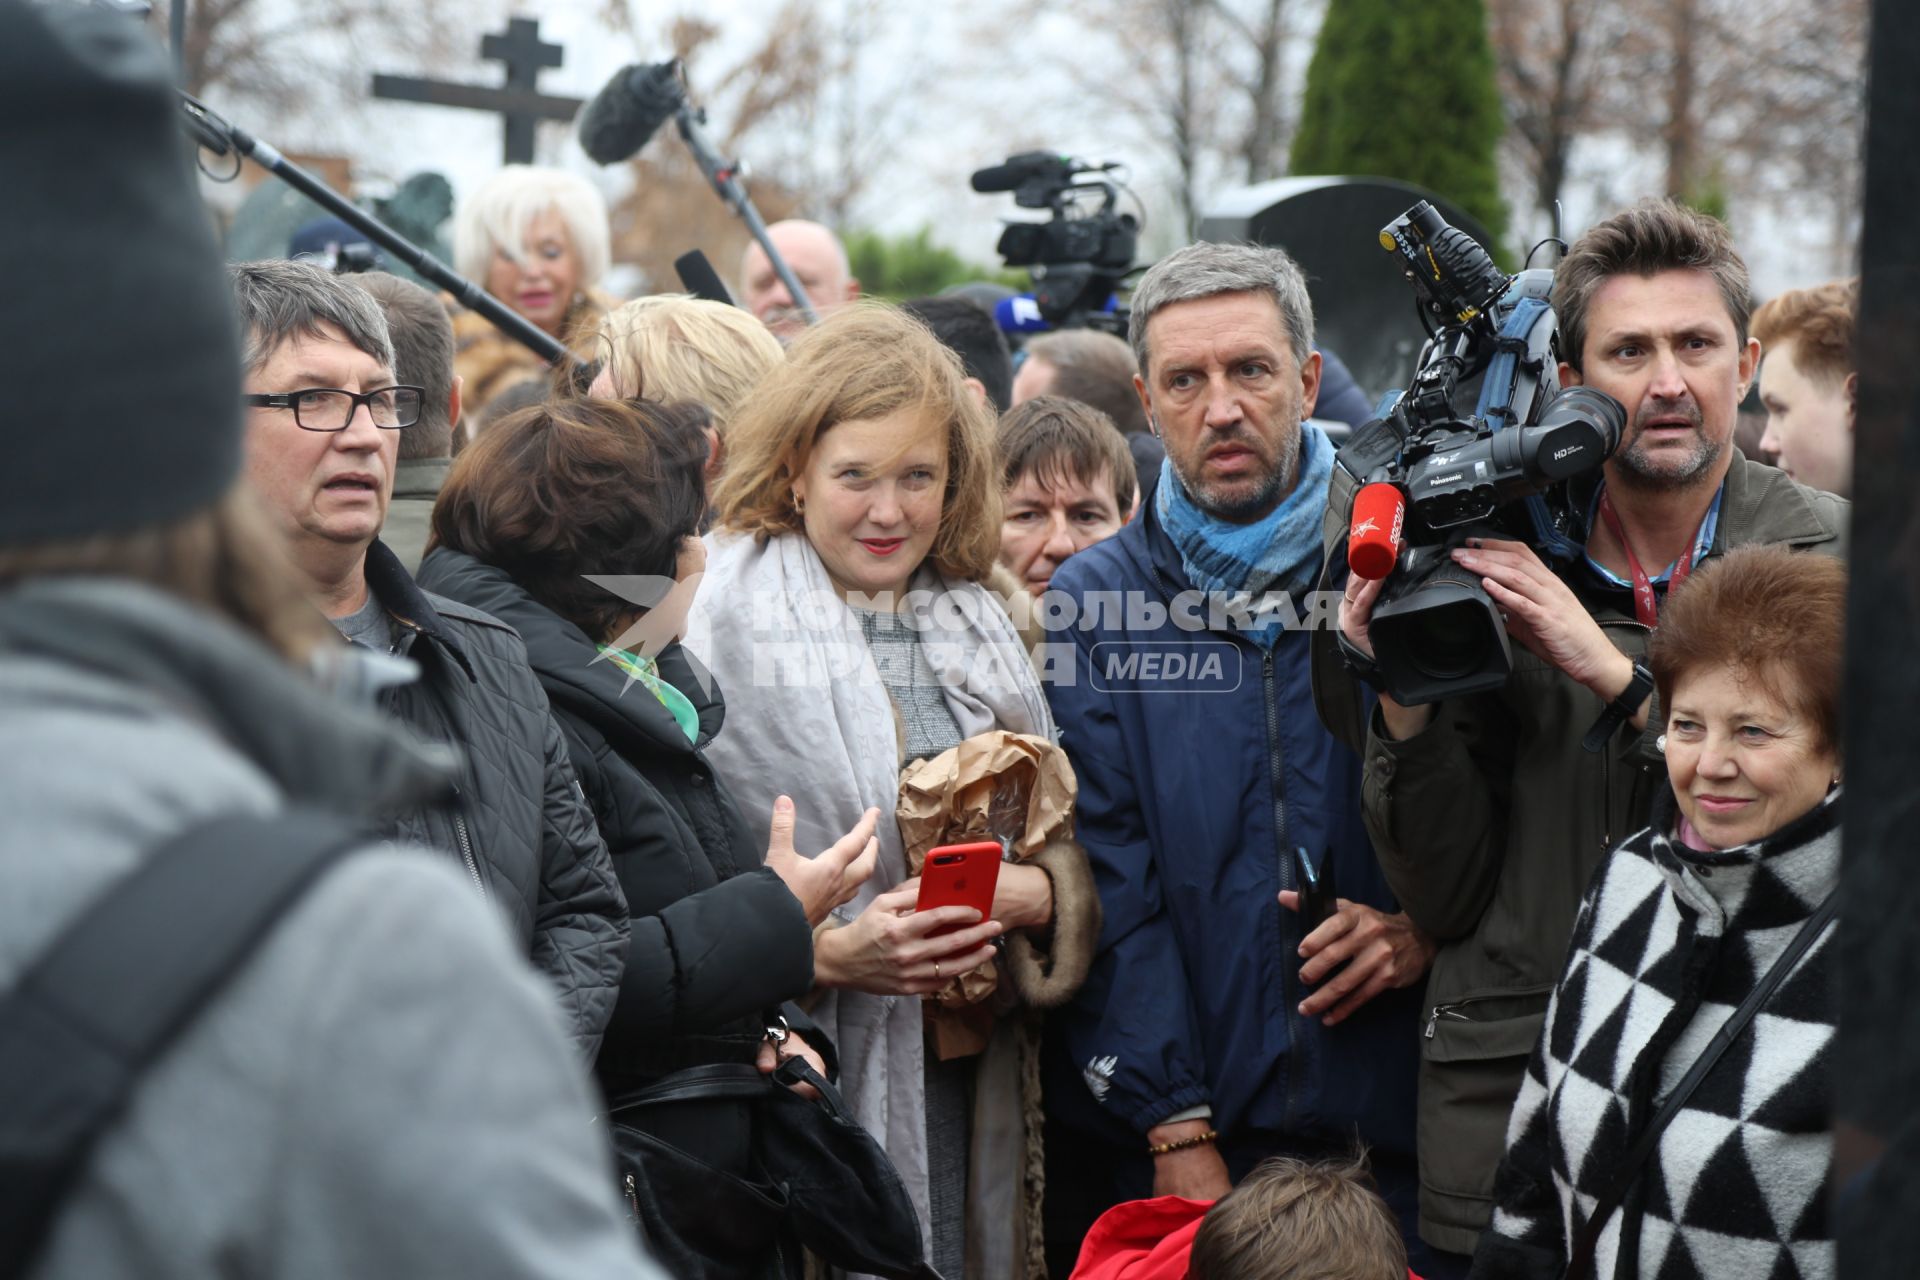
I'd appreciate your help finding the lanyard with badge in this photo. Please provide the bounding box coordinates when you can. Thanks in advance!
[1593,489,1717,628]
[1579,487,1719,751]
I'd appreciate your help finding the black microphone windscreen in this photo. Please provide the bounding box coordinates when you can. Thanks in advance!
[970,162,1025,194]
[674,250,736,306]
[579,61,683,166]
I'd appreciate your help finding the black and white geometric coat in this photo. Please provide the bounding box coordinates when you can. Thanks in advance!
[1471,788,1840,1280]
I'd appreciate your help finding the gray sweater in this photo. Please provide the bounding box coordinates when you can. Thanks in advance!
[0,579,662,1280]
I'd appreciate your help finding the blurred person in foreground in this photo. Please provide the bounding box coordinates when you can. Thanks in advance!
[996,396,1136,598]
[418,396,884,1277]
[1752,278,1857,498]
[452,165,617,419]
[0,6,660,1276]
[587,292,785,490]
[356,272,459,568]
[1329,200,1847,1265]
[739,218,861,342]
[1474,547,1845,1279]
[232,258,628,1059]
[687,304,1100,1278]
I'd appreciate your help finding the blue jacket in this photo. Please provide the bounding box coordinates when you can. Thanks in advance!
[1043,498,1418,1154]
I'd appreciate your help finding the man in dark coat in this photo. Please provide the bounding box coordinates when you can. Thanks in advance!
[231,259,628,1058]
[1041,241,1442,1276]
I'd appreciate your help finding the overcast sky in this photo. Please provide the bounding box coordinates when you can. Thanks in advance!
[208,0,1858,303]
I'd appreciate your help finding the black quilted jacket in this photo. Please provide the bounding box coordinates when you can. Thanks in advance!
[415,548,817,1095]
[364,540,629,1058]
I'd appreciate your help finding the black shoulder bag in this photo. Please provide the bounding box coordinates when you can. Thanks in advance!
[610,1057,942,1280]
[1564,888,1841,1280]
[0,810,365,1279]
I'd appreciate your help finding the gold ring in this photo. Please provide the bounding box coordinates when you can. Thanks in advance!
[933,961,943,979]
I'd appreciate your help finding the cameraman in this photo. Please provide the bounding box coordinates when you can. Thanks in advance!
[1322,200,1847,1261]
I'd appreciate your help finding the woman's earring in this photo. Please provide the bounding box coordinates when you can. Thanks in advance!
[792,492,805,515]
[1654,734,1668,754]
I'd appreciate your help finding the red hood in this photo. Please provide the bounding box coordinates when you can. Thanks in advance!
[1069,1197,1210,1280]
[1067,1195,1426,1280]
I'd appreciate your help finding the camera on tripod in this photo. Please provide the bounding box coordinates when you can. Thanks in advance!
[970,151,1138,335]
[1335,202,1626,706]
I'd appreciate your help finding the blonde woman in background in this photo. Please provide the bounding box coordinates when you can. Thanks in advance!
[451,165,617,423]
[589,293,785,489]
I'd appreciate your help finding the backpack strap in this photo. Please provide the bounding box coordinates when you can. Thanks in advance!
[0,809,367,1278]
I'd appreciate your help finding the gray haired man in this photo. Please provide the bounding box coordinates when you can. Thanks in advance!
[1040,243,1450,1275]
[233,259,629,1059]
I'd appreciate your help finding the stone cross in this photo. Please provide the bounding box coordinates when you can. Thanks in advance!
[372,17,583,165]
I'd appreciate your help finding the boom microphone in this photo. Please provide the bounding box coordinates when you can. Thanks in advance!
[674,250,736,307]
[579,59,685,166]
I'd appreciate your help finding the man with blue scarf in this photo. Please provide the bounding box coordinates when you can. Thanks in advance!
[1040,242,1448,1278]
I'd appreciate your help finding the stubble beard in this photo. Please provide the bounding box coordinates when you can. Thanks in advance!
[1166,423,1302,523]
[1611,398,1725,494]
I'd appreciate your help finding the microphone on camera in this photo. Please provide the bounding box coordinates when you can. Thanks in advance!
[579,59,686,166]
[673,250,737,307]
[1347,482,1407,580]
[969,151,1070,194]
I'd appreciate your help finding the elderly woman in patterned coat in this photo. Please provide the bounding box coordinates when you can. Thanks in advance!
[1474,545,1846,1280]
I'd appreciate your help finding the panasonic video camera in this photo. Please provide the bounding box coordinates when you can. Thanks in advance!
[1335,202,1626,706]
[970,151,1138,334]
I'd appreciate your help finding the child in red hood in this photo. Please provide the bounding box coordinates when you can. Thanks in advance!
[1070,1152,1422,1280]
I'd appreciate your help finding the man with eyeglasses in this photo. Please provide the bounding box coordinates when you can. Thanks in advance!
[231,259,628,1060]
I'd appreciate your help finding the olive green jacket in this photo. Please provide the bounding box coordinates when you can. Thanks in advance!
[1311,452,1847,1253]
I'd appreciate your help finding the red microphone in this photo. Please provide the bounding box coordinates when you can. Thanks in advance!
[1347,482,1406,580]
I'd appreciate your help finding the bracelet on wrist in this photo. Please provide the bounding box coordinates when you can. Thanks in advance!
[1148,1128,1220,1157]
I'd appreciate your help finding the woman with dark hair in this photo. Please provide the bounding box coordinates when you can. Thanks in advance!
[416,398,881,1275]
[1475,544,1846,1280]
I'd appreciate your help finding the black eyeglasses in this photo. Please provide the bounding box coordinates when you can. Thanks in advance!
[243,386,425,432]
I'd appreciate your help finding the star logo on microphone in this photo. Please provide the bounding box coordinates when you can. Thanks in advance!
[1352,518,1379,537]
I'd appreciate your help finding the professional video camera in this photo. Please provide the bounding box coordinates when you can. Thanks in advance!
[1335,201,1626,706]
[970,151,1139,335]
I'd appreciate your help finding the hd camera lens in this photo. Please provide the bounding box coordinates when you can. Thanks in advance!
[1406,600,1490,681]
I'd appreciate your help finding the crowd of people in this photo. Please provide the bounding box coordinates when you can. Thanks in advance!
[3,6,1864,1280]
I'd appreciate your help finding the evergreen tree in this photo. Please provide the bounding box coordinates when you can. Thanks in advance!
[843,227,1025,302]
[1290,0,1509,250]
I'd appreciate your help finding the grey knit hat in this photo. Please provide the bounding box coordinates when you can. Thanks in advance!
[0,1,241,545]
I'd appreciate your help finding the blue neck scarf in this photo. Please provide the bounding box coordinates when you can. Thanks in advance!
[1155,423,1334,648]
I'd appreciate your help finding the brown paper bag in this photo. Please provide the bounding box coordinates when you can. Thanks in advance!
[897,730,1077,1059]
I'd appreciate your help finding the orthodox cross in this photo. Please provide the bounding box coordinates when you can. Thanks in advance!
[372,17,584,165]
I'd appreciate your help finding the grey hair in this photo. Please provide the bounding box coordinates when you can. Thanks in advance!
[229,259,394,376]
[1127,241,1316,378]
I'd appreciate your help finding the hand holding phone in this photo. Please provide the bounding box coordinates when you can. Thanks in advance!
[1294,845,1338,933]
[915,842,1004,937]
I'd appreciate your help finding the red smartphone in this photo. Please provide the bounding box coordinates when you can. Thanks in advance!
[915,841,1003,934]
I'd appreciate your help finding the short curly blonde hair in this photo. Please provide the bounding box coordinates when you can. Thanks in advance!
[593,294,784,434]
[711,303,1002,582]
